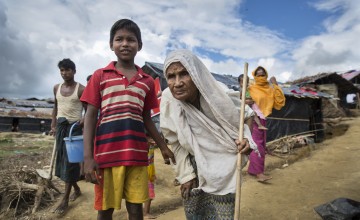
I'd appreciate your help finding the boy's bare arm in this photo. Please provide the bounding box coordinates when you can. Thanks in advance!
[143,110,176,165]
[78,84,87,126]
[50,84,59,136]
[83,104,100,184]
[79,102,88,127]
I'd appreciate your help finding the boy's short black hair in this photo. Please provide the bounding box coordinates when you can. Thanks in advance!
[109,19,142,49]
[86,74,92,82]
[58,58,76,71]
[238,74,244,83]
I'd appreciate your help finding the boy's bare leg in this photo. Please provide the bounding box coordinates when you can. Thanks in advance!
[69,182,81,201]
[98,208,114,220]
[143,199,156,219]
[53,182,72,214]
[126,201,143,220]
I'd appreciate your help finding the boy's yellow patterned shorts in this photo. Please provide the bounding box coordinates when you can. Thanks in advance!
[94,166,149,210]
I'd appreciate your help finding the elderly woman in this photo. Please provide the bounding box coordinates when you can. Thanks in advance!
[247,66,285,182]
[160,49,257,219]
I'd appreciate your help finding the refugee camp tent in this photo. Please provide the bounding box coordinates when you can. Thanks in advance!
[0,98,53,132]
[290,72,360,111]
[266,85,332,143]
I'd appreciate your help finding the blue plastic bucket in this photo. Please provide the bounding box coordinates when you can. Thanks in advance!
[64,123,84,163]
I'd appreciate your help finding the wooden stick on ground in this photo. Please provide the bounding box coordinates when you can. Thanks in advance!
[234,62,248,220]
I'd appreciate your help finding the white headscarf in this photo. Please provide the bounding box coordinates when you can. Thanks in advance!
[160,49,257,195]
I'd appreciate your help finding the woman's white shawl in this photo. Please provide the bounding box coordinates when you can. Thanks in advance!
[160,49,258,195]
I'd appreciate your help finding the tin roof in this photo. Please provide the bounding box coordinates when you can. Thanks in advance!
[341,70,360,81]
[289,72,359,94]
[281,84,332,99]
[0,98,53,119]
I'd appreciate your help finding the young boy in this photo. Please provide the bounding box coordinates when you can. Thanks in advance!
[238,74,268,130]
[81,19,176,220]
[50,58,85,214]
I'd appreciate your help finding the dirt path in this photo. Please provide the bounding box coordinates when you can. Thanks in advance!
[157,117,360,220]
[38,116,360,220]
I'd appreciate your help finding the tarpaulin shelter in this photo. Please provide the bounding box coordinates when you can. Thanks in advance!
[266,85,332,143]
[290,72,360,109]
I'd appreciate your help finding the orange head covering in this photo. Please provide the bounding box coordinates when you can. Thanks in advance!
[248,66,285,117]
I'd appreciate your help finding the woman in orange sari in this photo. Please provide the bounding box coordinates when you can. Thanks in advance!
[247,66,285,182]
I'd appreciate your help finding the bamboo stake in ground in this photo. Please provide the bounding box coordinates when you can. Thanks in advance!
[234,62,248,220]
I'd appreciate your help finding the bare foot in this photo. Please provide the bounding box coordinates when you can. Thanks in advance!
[258,126,268,130]
[52,200,68,215]
[69,189,81,202]
[256,173,272,183]
[144,214,157,219]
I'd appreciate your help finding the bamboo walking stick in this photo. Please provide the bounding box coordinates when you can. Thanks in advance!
[234,62,249,220]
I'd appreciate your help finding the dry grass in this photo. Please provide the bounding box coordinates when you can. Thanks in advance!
[0,132,61,219]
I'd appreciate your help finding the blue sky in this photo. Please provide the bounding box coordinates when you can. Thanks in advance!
[0,0,359,98]
[242,0,330,40]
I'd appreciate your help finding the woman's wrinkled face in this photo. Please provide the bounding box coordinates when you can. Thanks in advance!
[255,68,266,77]
[166,62,198,103]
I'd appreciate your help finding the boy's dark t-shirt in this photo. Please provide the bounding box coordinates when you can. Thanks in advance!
[81,62,158,168]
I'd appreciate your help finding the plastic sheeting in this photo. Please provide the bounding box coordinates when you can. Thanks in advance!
[314,198,360,220]
[266,97,324,143]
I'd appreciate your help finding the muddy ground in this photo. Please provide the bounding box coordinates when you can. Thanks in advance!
[0,113,359,220]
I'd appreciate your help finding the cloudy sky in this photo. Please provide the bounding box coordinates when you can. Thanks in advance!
[1,0,359,99]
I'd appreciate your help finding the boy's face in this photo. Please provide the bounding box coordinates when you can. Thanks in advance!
[238,77,249,86]
[110,29,140,62]
[60,67,75,81]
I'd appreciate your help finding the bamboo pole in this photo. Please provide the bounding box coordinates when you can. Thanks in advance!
[234,62,248,220]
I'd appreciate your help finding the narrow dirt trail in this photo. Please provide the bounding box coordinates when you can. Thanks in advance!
[157,117,360,220]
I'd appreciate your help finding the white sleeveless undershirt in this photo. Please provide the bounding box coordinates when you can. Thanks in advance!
[56,83,83,123]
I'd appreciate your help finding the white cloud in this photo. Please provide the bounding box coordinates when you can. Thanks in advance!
[0,0,358,98]
[292,0,360,76]
[258,58,275,71]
